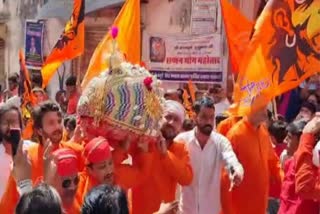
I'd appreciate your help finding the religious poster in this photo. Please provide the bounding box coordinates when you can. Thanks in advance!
[191,0,222,35]
[25,20,44,70]
[145,33,223,82]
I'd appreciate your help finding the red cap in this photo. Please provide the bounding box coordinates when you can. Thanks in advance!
[83,137,112,164]
[52,149,78,177]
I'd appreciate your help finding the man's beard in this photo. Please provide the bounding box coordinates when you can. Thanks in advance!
[198,124,213,136]
[2,133,11,142]
[160,124,177,141]
[44,129,63,144]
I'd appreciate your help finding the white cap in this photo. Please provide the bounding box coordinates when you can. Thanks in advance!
[164,100,186,123]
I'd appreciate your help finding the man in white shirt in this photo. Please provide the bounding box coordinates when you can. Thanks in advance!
[175,97,244,214]
[207,84,230,115]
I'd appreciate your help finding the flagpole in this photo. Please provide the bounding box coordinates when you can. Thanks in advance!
[272,98,278,120]
[77,56,82,92]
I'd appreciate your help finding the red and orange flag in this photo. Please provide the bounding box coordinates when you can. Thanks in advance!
[229,0,320,116]
[220,0,253,73]
[183,89,195,120]
[19,50,36,140]
[41,0,85,87]
[81,0,141,88]
[188,79,196,104]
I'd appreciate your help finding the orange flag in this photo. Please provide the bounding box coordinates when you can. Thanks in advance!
[188,80,196,103]
[19,50,34,105]
[220,0,253,73]
[183,89,195,120]
[41,0,85,87]
[229,0,320,116]
[81,0,140,88]
[19,50,36,140]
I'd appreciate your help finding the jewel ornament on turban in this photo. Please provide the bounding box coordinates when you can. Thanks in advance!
[164,100,186,123]
[83,137,112,165]
[77,27,164,137]
[52,149,78,177]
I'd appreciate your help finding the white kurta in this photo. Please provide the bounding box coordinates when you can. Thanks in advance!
[175,129,243,214]
[0,144,12,199]
[214,98,230,115]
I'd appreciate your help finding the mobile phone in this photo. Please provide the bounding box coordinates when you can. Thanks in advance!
[9,128,21,157]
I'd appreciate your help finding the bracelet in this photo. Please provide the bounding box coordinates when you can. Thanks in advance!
[18,179,32,187]
[17,179,33,195]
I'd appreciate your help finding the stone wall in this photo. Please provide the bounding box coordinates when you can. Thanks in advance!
[0,0,43,88]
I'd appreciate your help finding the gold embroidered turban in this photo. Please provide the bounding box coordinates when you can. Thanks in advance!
[77,29,164,137]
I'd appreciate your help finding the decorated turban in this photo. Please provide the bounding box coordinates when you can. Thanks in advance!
[78,28,164,137]
[164,100,186,123]
[52,149,78,177]
[83,137,112,164]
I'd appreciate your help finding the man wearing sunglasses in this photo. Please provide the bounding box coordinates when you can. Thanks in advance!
[46,148,81,213]
[12,143,82,213]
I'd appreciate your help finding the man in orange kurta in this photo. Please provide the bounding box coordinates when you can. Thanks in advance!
[76,136,153,204]
[221,107,282,214]
[0,101,83,214]
[131,100,193,214]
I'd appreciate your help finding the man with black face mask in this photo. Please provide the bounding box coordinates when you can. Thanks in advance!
[131,100,193,214]
[175,97,243,214]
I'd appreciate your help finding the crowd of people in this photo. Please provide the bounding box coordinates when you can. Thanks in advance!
[0,66,320,214]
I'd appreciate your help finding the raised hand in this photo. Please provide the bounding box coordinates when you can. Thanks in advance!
[157,135,168,156]
[43,139,56,184]
[137,135,149,153]
[72,125,84,143]
[156,201,179,214]
[303,112,320,135]
[119,134,132,152]
[12,140,31,183]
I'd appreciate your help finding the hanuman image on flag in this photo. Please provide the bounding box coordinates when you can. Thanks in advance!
[55,0,85,50]
[229,0,320,115]
[263,0,320,85]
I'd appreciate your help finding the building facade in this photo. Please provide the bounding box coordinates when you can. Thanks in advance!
[0,0,262,96]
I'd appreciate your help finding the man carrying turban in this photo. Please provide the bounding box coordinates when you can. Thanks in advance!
[131,100,193,214]
[76,136,152,204]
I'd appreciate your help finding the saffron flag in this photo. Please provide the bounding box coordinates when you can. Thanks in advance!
[220,0,253,73]
[183,89,195,120]
[19,50,35,139]
[41,0,85,87]
[229,0,320,116]
[188,80,196,103]
[81,0,141,88]
[19,50,34,105]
